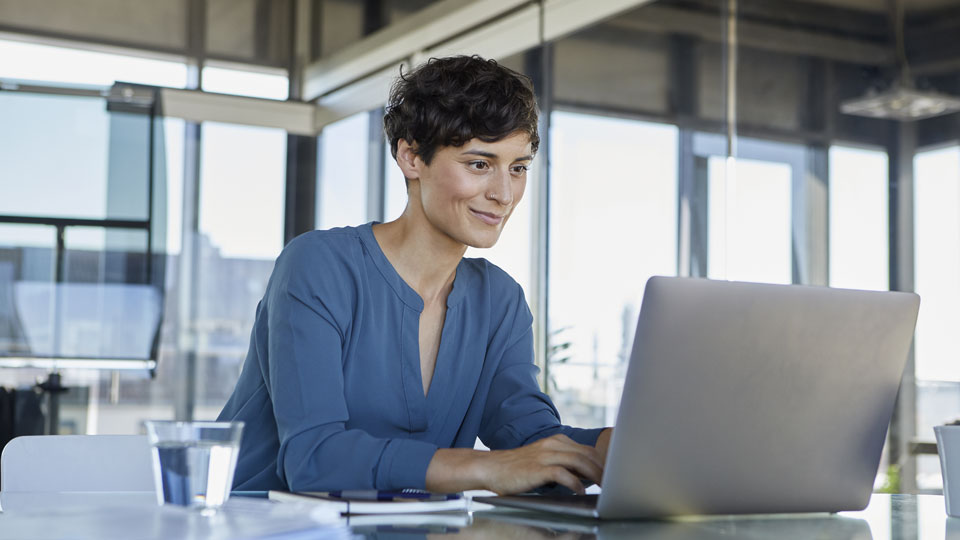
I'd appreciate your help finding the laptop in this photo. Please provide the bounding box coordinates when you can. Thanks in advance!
[475,276,920,519]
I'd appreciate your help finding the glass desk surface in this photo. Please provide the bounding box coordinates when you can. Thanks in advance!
[348,494,958,539]
[0,492,956,539]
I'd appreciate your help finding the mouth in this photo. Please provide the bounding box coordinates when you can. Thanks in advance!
[469,208,505,226]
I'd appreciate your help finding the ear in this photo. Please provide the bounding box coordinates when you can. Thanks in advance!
[395,139,422,181]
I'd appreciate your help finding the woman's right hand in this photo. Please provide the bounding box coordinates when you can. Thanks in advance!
[425,434,604,495]
[477,434,604,495]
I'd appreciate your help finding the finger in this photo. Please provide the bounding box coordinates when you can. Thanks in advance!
[540,438,605,477]
[541,435,604,470]
[540,450,604,485]
[547,466,586,495]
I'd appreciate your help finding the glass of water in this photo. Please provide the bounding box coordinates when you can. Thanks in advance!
[144,420,244,509]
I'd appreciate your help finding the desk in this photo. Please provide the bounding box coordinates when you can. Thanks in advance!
[0,492,349,539]
[0,493,956,539]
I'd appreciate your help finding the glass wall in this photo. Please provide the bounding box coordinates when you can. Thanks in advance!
[0,41,291,434]
[384,145,408,222]
[915,146,960,489]
[201,66,289,100]
[915,147,960,385]
[540,0,960,496]
[193,120,287,420]
[0,225,56,356]
[92,114,184,435]
[905,0,960,493]
[0,38,188,87]
[705,156,792,285]
[548,112,677,427]
[829,146,889,291]
[318,112,370,230]
[0,75,171,435]
[1,92,122,220]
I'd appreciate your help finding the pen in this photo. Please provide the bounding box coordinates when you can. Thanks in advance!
[230,490,269,498]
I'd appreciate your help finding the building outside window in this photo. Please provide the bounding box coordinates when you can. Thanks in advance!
[0,39,188,434]
[318,112,370,230]
[0,39,291,433]
[548,111,678,429]
[193,118,288,420]
[829,146,889,292]
[914,146,960,490]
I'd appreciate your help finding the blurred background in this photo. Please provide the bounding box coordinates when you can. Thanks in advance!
[0,0,958,499]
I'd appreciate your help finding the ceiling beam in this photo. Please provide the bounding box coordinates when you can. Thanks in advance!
[308,0,657,128]
[608,5,893,66]
[302,0,530,102]
[159,87,316,135]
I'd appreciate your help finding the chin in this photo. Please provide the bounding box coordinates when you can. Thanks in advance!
[470,238,498,249]
[458,228,502,250]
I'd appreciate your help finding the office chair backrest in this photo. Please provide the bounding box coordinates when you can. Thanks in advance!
[0,435,156,492]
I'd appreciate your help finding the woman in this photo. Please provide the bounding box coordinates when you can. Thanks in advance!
[218,55,612,495]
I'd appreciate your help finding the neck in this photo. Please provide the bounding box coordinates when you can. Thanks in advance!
[372,210,465,305]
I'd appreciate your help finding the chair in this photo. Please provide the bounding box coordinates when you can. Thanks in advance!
[0,435,155,492]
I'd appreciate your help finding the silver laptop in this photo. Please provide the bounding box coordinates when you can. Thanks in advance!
[476,276,920,519]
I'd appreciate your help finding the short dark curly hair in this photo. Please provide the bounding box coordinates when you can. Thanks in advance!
[383,55,540,167]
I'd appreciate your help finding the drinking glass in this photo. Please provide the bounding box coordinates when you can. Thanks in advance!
[144,420,244,509]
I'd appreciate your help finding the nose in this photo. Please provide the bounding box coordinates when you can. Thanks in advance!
[486,169,513,206]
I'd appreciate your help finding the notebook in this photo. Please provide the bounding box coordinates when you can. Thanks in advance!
[268,489,468,514]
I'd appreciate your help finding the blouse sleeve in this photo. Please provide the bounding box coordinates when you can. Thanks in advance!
[264,239,438,491]
[477,284,606,450]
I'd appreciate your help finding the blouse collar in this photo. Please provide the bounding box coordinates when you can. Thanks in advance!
[357,222,469,311]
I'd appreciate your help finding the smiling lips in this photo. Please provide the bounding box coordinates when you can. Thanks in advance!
[470,208,505,226]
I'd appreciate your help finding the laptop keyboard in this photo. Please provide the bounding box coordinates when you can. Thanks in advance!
[511,494,599,508]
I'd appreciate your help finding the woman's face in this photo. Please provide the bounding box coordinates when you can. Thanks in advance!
[402,131,533,249]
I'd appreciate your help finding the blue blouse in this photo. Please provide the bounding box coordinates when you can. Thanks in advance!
[218,223,603,491]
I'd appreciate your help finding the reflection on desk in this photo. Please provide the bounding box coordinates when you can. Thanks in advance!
[0,493,348,540]
[349,494,959,540]
[1,493,958,539]
[466,513,872,540]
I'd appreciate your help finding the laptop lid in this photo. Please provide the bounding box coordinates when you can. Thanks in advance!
[597,277,919,519]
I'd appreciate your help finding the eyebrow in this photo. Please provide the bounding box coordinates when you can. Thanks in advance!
[461,149,534,162]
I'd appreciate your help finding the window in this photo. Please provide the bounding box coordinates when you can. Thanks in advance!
[201,66,289,100]
[318,113,370,230]
[0,39,301,433]
[548,111,678,428]
[198,123,287,260]
[164,118,186,254]
[914,145,960,490]
[384,145,408,222]
[829,146,889,291]
[0,38,187,88]
[914,146,960,384]
[0,82,173,435]
[706,157,792,285]
[1,92,116,219]
[0,225,56,355]
[192,121,287,420]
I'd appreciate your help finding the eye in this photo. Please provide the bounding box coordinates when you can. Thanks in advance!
[511,164,530,175]
[468,160,490,171]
